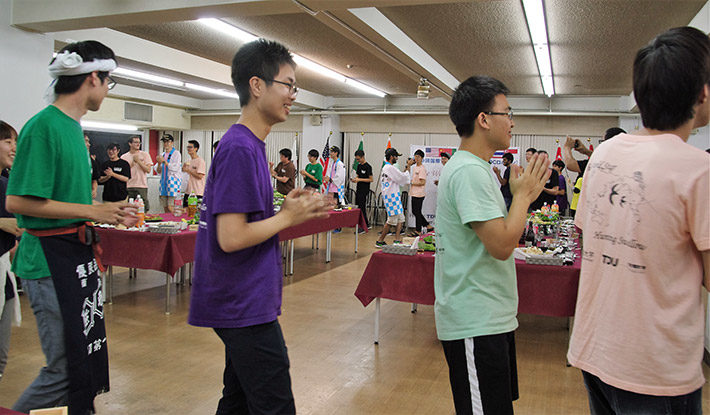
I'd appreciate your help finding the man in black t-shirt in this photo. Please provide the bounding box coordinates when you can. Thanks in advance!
[84,133,101,199]
[99,142,131,202]
[493,152,514,210]
[350,149,373,230]
[529,150,558,211]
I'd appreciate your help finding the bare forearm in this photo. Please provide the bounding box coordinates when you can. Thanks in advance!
[139,162,152,173]
[98,176,110,184]
[217,213,292,253]
[6,195,94,221]
[563,148,581,173]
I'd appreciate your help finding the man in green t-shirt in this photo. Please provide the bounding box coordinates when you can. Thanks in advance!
[436,76,550,414]
[8,41,133,415]
[300,149,323,191]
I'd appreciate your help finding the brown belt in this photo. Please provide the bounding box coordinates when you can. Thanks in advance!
[26,222,106,272]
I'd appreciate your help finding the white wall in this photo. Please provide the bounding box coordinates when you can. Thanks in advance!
[0,0,54,130]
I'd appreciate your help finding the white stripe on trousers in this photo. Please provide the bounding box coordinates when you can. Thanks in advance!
[465,337,484,414]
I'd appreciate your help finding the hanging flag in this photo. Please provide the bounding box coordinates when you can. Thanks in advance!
[555,139,562,160]
[382,133,392,168]
[588,138,593,152]
[292,132,299,187]
[352,132,364,171]
[320,132,331,193]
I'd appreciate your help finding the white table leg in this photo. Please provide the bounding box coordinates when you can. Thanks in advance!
[165,273,171,314]
[374,297,381,345]
[355,224,359,253]
[326,230,332,263]
[290,240,294,275]
[411,303,418,313]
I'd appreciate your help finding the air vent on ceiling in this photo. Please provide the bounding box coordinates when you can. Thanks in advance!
[124,102,153,123]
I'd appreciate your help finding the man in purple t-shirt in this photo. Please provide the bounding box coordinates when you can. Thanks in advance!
[188,39,330,415]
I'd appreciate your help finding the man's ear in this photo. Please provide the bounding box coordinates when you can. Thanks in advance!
[477,112,490,131]
[249,76,263,99]
[88,71,101,88]
[699,84,709,105]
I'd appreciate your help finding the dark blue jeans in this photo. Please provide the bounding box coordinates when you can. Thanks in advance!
[583,371,702,415]
[213,320,295,415]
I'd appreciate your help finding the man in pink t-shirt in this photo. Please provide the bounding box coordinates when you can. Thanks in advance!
[409,149,433,236]
[121,135,153,211]
[182,140,206,203]
[568,27,710,413]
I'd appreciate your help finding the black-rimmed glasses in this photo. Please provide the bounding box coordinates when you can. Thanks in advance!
[483,110,514,120]
[107,75,116,90]
[263,78,299,96]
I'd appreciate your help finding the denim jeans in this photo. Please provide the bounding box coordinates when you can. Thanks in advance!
[13,277,71,413]
[0,296,15,380]
[583,371,702,415]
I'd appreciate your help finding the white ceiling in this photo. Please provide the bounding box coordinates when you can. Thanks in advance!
[12,0,709,115]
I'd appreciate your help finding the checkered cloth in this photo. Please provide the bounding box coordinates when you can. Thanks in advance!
[338,183,345,205]
[159,148,181,197]
[383,192,403,216]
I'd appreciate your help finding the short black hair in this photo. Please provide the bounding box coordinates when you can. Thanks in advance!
[634,27,710,131]
[213,140,220,151]
[308,149,319,158]
[603,127,626,140]
[440,152,450,160]
[279,148,292,160]
[330,146,340,156]
[354,149,365,157]
[106,142,120,150]
[52,41,116,96]
[449,75,510,138]
[0,121,17,139]
[537,150,548,156]
[526,148,537,154]
[231,39,296,106]
[414,149,425,158]
[128,135,141,145]
[188,140,200,150]
[502,152,514,162]
[552,159,565,169]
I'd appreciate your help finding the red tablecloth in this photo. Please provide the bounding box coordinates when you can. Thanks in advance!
[278,208,368,241]
[355,250,581,317]
[95,214,197,276]
[0,408,26,415]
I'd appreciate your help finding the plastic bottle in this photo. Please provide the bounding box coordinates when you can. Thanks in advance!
[541,202,549,215]
[187,192,198,217]
[551,201,559,213]
[173,189,183,217]
[135,195,145,227]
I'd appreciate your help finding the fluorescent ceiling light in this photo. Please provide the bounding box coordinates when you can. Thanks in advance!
[185,82,240,99]
[198,18,258,43]
[113,67,184,88]
[344,78,386,97]
[200,18,387,97]
[81,120,139,131]
[348,7,460,91]
[292,55,346,82]
[522,0,555,96]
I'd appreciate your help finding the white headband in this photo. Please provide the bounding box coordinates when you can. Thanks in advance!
[48,51,116,79]
[44,51,117,104]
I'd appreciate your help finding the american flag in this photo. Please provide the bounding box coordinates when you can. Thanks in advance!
[320,135,330,193]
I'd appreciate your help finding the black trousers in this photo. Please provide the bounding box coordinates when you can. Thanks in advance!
[355,190,369,228]
[411,196,429,231]
[213,320,295,415]
[441,331,518,415]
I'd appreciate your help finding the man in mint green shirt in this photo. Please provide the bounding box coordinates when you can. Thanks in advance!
[436,75,550,414]
[8,41,133,415]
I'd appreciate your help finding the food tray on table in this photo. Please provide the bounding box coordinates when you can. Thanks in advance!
[525,255,564,266]
[381,236,419,256]
[147,222,181,234]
